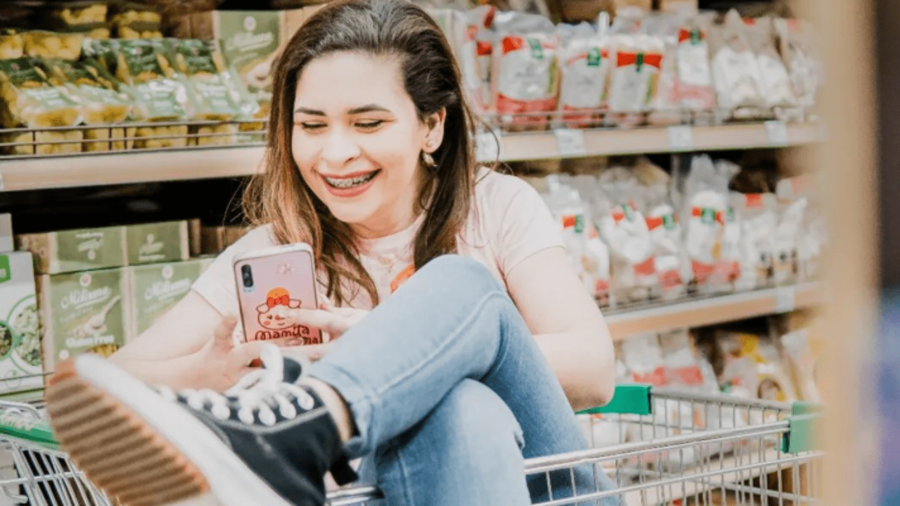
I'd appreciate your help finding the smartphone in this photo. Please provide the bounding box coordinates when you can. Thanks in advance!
[232,243,323,346]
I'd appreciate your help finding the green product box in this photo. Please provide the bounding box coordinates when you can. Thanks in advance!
[127,259,205,338]
[0,252,43,396]
[39,268,130,374]
[17,226,127,275]
[0,214,12,253]
[209,11,285,105]
[125,221,190,266]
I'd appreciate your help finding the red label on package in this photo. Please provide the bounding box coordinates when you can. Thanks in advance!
[616,51,663,70]
[671,366,704,387]
[632,367,669,387]
[634,257,656,277]
[659,269,683,289]
[692,259,716,284]
[745,193,764,208]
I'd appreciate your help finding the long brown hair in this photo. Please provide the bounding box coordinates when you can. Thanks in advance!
[243,0,478,305]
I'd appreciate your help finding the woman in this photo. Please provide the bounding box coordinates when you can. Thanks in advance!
[46,1,617,505]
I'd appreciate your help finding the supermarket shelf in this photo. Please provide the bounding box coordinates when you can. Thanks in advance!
[0,122,823,192]
[605,283,823,340]
[0,146,266,192]
[495,122,824,162]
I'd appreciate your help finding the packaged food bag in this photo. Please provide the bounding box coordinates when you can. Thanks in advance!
[682,155,737,293]
[712,160,742,291]
[556,23,611,128]
[115,39,189,149]
[643,178,691,300]
[0,31,24,60]
[640,14,683,126]
[0,252,43,396]
[777,175,825,281]
[730,192,777,290]
[606,34,665,123]
[675,16,716,110]
[774,18,822,109]
[0,57,82,155]
[42,1,111,39]
[598,167,657,303]
[716,330,798,406]
[558,174,613,304]
[778,311,822,402]
[458,5,495,114]
[772,194,807,286]
[41,59,130,152]
[745,17,797,110]
[492,12,560,129]
[23,31,84,61]
[707,10,765,118]
[110,2,163,39]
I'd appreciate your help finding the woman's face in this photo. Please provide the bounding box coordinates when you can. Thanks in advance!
[292,51,444,238]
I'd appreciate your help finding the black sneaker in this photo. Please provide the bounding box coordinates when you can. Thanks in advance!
[45,345,358,506]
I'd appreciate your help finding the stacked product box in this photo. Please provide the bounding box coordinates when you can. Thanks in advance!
[0,214,43,398]
[16,220,201,380]
[126,257,214,338]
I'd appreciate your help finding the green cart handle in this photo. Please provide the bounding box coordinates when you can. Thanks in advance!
[576,384,653,416]
[782,413,820,454]
[791,401,823,416]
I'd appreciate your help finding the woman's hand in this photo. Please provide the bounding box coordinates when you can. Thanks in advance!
[280,301,369,362]
[185,316,266,391]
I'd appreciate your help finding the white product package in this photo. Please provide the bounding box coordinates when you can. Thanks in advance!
[745,17,797,110]
[556,23,611,128]
[730,192,777,290]
[607,34,665,120]
[598,168,657,303]
[708,10,765,118]
[676,17,717,110]
[774,18,823,109]
[642,178,691,299]
[492,12,559,128]
[713,160,742,291]
[458,5,495,114]
[682,155,738,293]
[777,176,824,281]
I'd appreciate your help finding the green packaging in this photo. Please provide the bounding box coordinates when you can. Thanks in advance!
[39,268,130,373]
[125,221,190,266]
[17,226,127,275]
[126,259,206,337]
[214,11,283,105]
[0,252,43,396]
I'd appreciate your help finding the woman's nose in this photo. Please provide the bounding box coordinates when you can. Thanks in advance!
[321,127,361,166]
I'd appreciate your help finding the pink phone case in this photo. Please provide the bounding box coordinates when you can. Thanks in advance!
[233,244,322,346]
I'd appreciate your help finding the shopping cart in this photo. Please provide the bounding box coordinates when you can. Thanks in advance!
[0,385,821,506]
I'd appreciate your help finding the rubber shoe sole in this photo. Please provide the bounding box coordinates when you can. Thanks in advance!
[46,354,294,506]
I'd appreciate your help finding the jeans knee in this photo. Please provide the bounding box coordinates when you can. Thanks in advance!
[431,379,524,450]
[417,255,502,297]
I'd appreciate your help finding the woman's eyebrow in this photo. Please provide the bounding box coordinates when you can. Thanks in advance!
[294,106,325,115]
[294,104,392,115]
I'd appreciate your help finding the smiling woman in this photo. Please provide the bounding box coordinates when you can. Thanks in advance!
[44,2,617,506]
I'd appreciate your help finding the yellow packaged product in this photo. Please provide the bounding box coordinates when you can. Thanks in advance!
[110,2,163,39]
[0,57,82,155]
[42,59,131,152]
[23,31,84,61]
[42,2,111,39]
[0,31,24,60]
[115,40,189,149]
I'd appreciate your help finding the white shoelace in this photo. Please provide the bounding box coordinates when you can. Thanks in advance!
[157,345,316,426]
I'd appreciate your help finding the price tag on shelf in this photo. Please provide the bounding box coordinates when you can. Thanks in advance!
[667,125,693,151]
[775,286,796,313]
[765,120,789,146]
[554,128,587,157]
[475,131,502,162]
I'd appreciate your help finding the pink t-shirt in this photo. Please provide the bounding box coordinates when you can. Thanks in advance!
[192,169,564,315]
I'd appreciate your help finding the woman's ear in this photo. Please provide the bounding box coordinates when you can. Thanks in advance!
[423,108,447,153]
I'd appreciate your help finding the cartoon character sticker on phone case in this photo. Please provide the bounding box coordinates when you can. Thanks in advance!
[253,287,319,344]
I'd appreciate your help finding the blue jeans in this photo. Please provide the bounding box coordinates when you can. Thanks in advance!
[309,255,619,505]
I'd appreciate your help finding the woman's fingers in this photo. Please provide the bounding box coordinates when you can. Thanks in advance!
[213,316,239,349]
[231,341,266,367]
[287,308,348,335]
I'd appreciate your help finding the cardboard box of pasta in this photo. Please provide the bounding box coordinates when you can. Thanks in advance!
[0,252,43,396]
[39,267,130,374]
[125,221,190,266]
[16,225,126,275]
[126,259,209,338]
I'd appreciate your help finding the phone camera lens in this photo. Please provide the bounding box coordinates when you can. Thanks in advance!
[241,265,254,288]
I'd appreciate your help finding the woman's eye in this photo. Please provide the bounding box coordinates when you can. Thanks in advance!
[300,123,326,131]
[356,120,384,130]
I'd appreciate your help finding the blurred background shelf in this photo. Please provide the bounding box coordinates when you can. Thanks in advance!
[606,283,823,340]
[0,122,823,192]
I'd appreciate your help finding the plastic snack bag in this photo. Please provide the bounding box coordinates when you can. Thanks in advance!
[458,5,495,114]
[492,12,559,130]
[559,174,613,304]
[745,17,797,111]
[707,10,765,118]
[774,18,823,109]
[712,160,742,292]
[640,14,683,126]
[0,57,82,155]
[777,175,825,281]
[676,16,717,111]
[598,167,658,303]
[730,192,777,291]
[556,22,611,128]
[778,311,822,403]
[606,34,665,125]
[0,30,24,60]
[682,155,737,293]
[23,31,84,61]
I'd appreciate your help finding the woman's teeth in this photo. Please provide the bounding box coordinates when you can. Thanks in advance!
[323,172,377,189]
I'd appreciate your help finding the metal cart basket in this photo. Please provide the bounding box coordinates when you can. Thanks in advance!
[0,385,821,506]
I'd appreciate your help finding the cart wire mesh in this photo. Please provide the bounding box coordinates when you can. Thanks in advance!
[0,386,821,506]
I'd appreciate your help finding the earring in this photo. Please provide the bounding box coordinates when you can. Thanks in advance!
[421,151,437,168]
